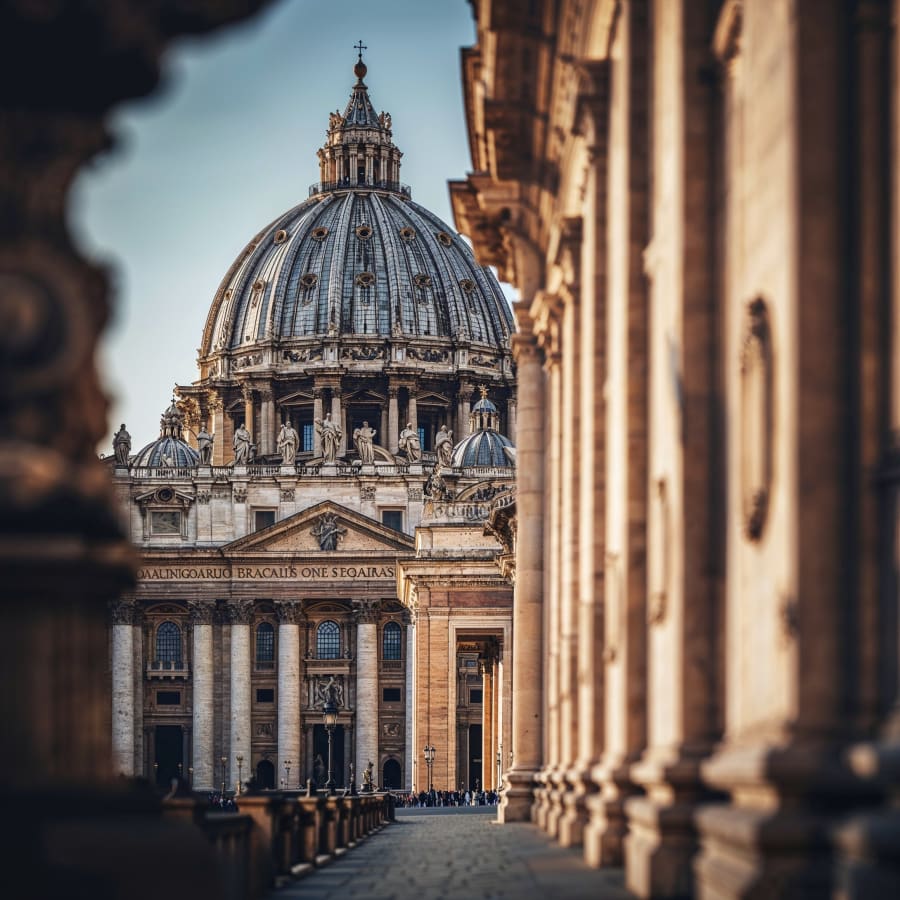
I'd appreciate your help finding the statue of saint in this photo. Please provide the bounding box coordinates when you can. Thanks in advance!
[363,760,374,790]
[196,423,213,465]
[399,422,421,462]
[277,421,299,466]
[113,423,131,466]
[311,512,346,551]
[315,413,342,463]
[233,423,252,464]
[435,425,453,467]
[353,421,376,465]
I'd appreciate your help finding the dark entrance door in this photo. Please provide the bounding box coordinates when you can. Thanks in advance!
[382,758,401,790]
[312,724,344,789]
[256,759,275,790]
[154,725,183,789]
[468,724,482,792]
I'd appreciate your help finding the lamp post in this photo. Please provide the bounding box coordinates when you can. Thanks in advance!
[323,697,338,796]
[496,750,501,793]
[220,756,227,795]
[188,766,193,789]
[283,758,292,791]
[236,753,244,795]
[423,744,435,794]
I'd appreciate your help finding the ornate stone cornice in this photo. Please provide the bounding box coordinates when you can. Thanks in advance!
[226,599,254,625]
[275,600,304,625]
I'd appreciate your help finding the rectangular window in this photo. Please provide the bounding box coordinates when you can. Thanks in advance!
[254,509,276,531]
[149,510,181,535]
[382,687,401,703]
[302,422,314,452]
[470,689,483,704]
[156,691,181,706]
[381,510,403,532]
[256,688,274,703]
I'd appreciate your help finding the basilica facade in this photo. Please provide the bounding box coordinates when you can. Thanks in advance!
[107,55,515,798]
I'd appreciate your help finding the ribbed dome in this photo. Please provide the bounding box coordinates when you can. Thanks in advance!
[451,429,515,468]
[199,59,513,361]
[201,192,513,353]
[132,436,199,468]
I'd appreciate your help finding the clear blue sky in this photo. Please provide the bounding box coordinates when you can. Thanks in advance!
[70,0,507,455]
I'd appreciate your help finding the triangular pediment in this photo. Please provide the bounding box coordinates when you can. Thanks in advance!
[223,500,415,554]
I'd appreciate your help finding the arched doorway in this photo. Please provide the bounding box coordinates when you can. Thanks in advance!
[382,758,401,790]
[256,759,275,790]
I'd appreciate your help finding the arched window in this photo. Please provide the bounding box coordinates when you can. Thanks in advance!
[256,622,275,669]
[382,621,401,660]
[316,620,340,659]
[155,621,182,664]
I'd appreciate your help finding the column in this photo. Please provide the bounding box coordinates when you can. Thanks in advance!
[507,397,517,444]
[111,600,135,776]
[209,394,225,466]
[491,655,500,794]
[498,328,545,823]
[259,387,274,457]
[313,389,324,457]
[380,406,389,450]
[408,391,418,435]
[189,600,215,790]
[405,616,415,791]
[388,387,399,453]
[330,390,344,456]
[242,385,255,445]
[457,384,472,438]
[354,601,379,785]
[481,658,494,791]
[276,601,302,790]
[228,599,253,792]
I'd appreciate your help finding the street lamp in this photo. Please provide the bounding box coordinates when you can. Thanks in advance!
[283,758,292,790]
[423,744,435,793]
[236,753,244,795]
[323,696,338,796]
[187,766,194,788]
[496,750,501,792]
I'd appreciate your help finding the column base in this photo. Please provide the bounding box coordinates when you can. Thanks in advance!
[694,739,882,900]
[558,764,595,848]
[532,767,556,830]
[584,759,641,868]
[624,747,720,898]
[497,768,539,823]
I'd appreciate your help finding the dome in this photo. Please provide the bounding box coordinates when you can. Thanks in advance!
[451,386,514,467]
[199,60,513,363]
[451,430,515,468]
[132,400,199,468]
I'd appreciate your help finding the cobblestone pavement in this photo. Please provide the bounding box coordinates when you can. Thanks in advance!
[267,807,631,900]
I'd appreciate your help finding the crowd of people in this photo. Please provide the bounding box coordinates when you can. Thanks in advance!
[393,788,500,808]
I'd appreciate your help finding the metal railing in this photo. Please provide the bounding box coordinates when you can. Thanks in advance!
[308,179,411,198]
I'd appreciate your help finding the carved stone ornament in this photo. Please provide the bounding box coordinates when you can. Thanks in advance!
[280,488,295,502]
[353,599,379,624]
[109,599,136,625]
[275,600,303,625]
[360,485,376,501]
[187,600,215,625]
[739,297,773,541]
[226,599,254,625]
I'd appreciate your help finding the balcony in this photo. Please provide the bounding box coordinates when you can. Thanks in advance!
[308,179,411,198]
[147,659,190,680]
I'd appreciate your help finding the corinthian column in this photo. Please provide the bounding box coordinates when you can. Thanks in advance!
[227,599,253,791]
[388,387,399,453]
[354,601,379,785]
[276,601,302,789]
[481,657,494,791]
[498,328,546,823]
[313,389,324,457]
[189,600,215,790]
[110,599,136,776]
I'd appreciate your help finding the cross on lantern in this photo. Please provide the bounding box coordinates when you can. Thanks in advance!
[354,39,367,60]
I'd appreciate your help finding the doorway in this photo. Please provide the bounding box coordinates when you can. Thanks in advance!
[312,724,345,788]
[382,757,401,790]
[256,759,275,790]
[154,724,183,789]
[468,724,482,791]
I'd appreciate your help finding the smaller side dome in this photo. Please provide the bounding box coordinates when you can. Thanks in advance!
[450,385,515,468]
[132,400,200,468]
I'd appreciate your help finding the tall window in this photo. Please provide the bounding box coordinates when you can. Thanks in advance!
[155,621,182,664]
[316,620,341,659]
[302,423,314,452]
[256,622,275,668]
[382,621,401,660]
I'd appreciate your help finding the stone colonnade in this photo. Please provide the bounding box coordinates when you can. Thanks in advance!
[455,0,900,896]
